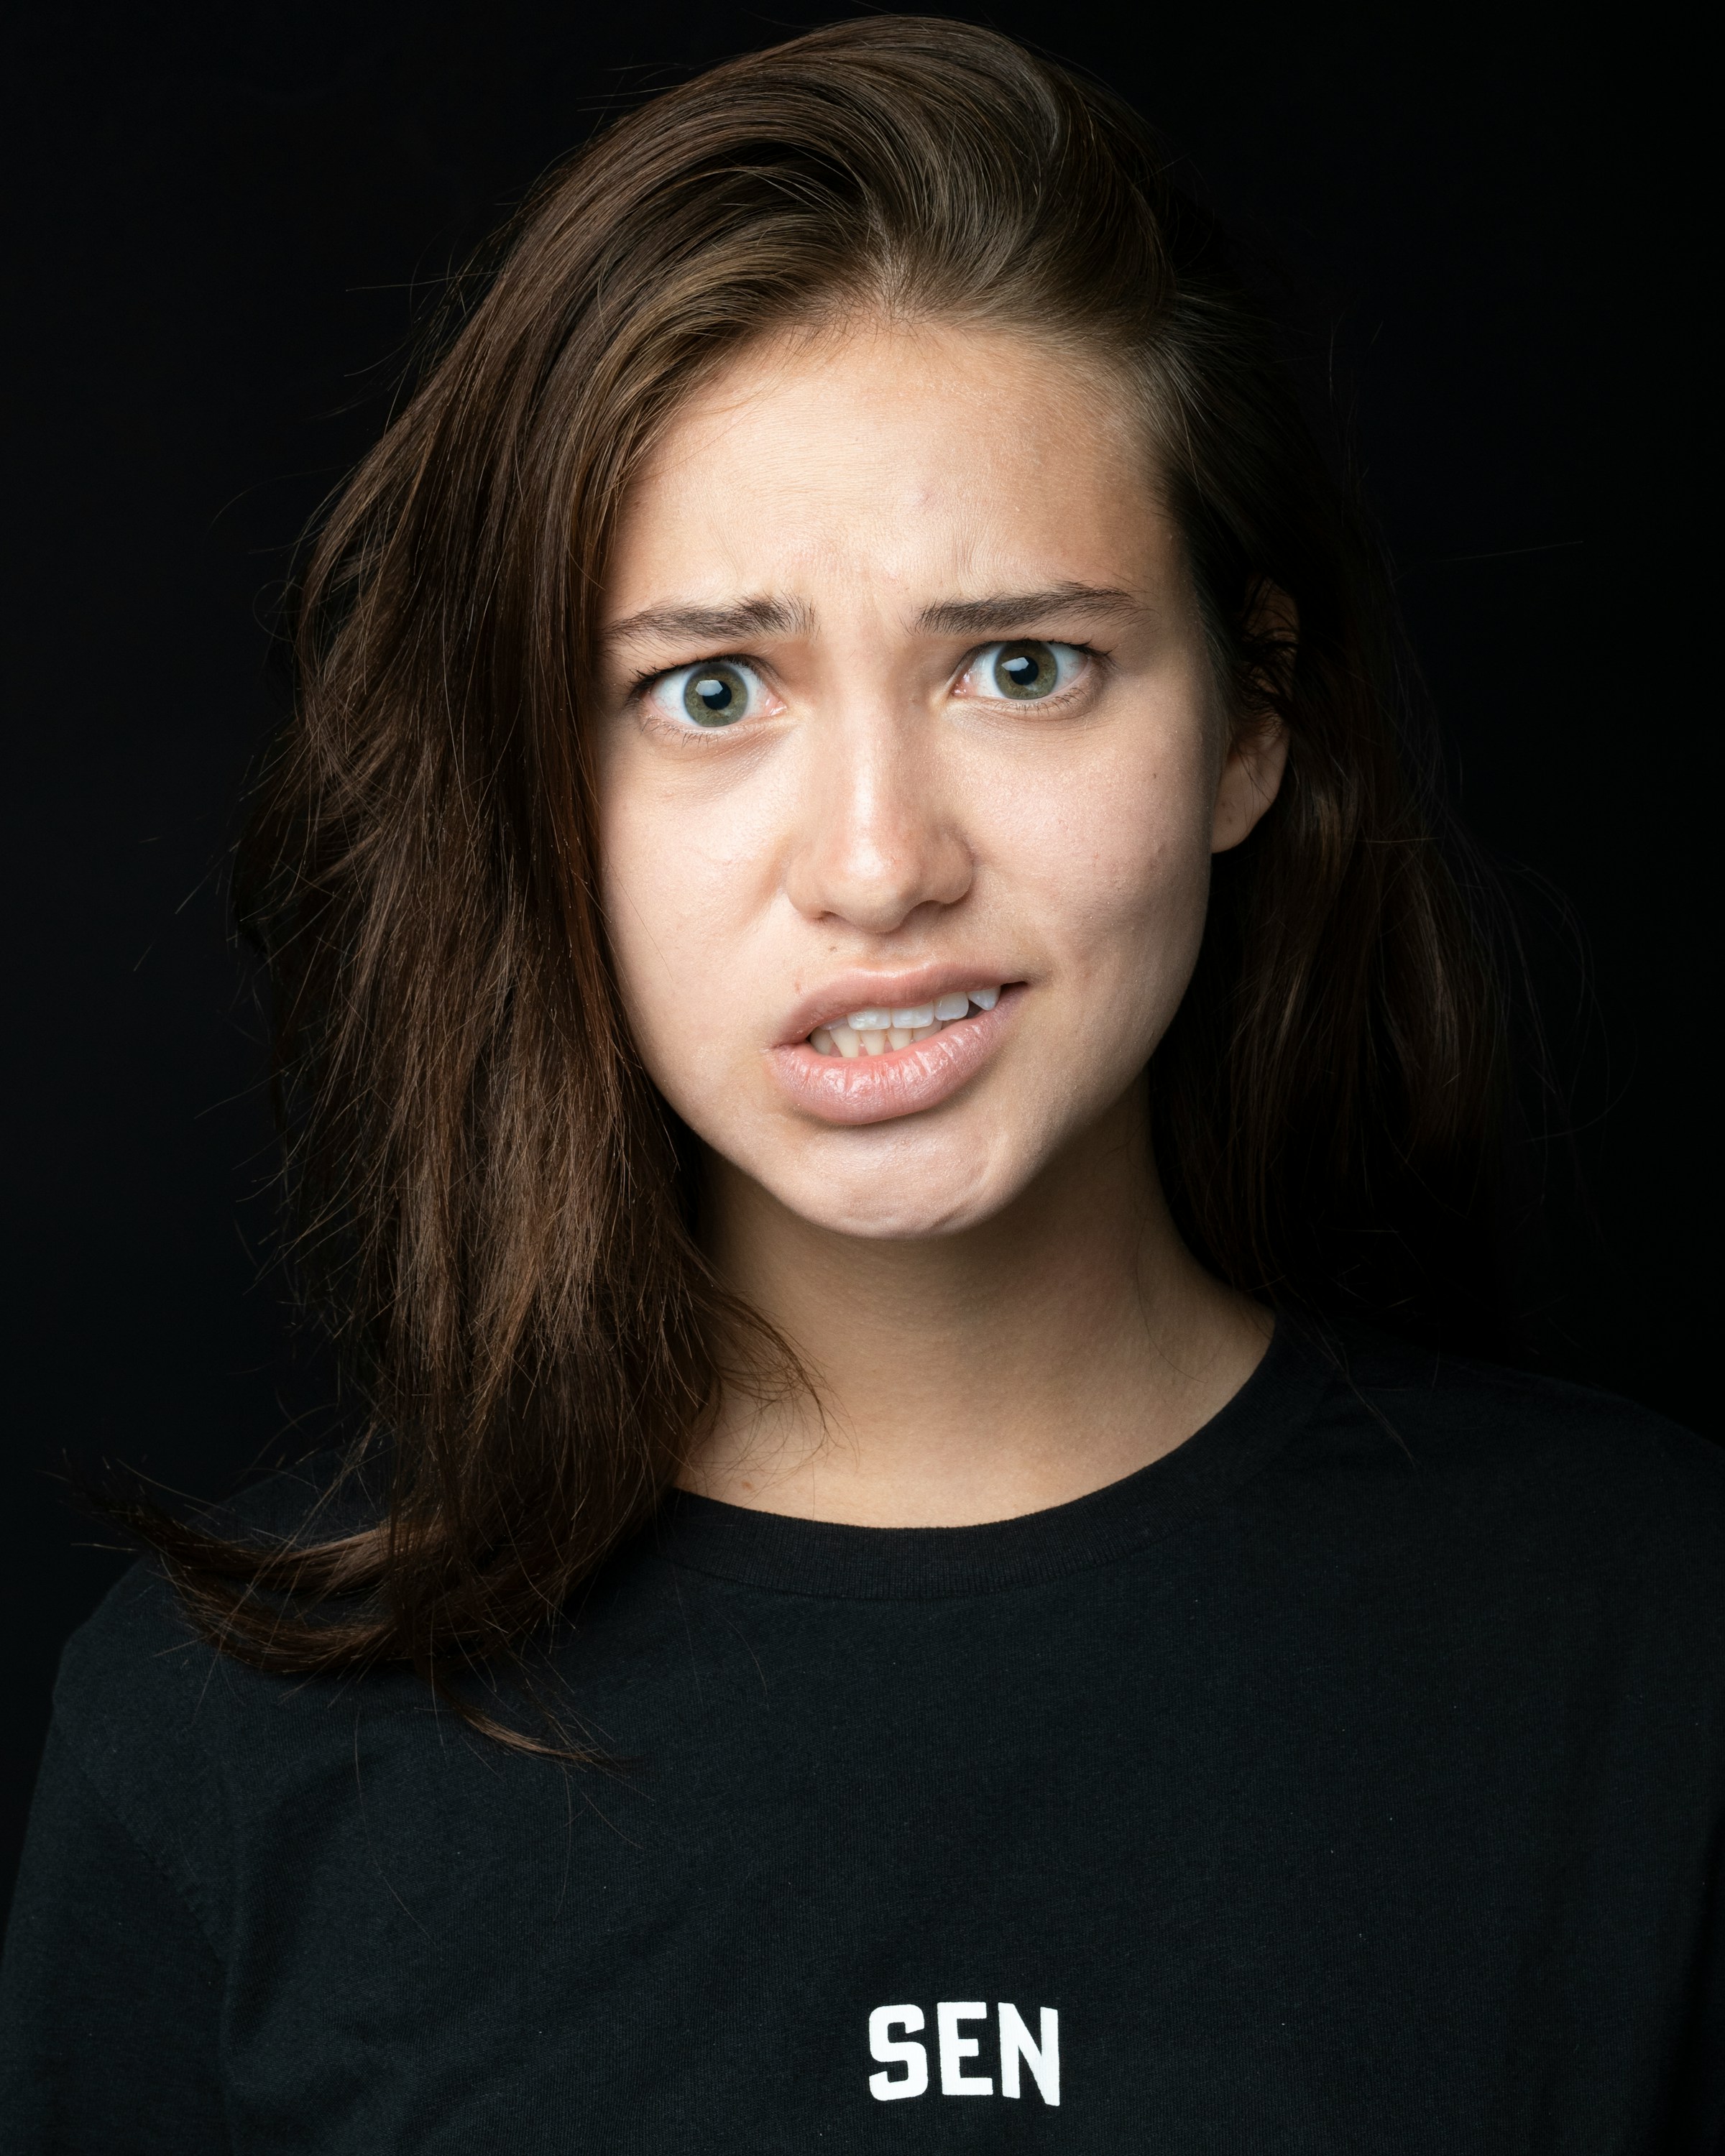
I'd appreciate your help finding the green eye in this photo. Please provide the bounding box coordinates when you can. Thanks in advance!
[983,640,1073,701]
[676,660,752,726]
[647,658,763,729]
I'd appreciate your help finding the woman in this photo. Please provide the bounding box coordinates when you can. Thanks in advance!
[2,17,1718,2150]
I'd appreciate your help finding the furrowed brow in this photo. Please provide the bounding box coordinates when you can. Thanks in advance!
[916,584,1144,637]
[605,595,813,652]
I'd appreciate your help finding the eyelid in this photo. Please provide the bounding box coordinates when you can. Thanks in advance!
[632,650,770,698]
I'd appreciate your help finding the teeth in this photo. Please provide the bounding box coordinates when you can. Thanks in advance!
[809,989,1005,1055]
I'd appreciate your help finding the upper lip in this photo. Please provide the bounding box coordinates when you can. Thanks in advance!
[776,967,1019,1046]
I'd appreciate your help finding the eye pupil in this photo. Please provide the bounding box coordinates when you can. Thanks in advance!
[995,640,1059,699]
[682,663,748,725]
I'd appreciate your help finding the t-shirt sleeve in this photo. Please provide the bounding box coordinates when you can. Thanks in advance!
[0,1726,231,2155]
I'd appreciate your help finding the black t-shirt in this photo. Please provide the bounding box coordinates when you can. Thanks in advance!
[3,1322,1722,2152]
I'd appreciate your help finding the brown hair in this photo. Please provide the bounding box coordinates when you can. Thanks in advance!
[129,16,1509,1739]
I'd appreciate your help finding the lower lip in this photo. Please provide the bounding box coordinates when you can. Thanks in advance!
[768,988,1021,1127]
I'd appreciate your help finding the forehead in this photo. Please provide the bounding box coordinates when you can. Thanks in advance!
[604,318,1170,614]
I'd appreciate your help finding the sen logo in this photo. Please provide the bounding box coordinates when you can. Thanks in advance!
[868,2001,1059,2105]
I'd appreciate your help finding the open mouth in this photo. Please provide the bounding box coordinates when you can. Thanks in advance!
[772,982,1021,1125]
[807,986,1001,1059]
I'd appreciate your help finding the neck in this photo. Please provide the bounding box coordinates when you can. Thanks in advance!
[683,1087,1270,1525]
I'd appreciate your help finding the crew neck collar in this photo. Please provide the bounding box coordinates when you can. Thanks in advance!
[649,1317,1333,1602]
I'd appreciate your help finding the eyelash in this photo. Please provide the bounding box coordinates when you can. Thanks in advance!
[630,641,1108,725]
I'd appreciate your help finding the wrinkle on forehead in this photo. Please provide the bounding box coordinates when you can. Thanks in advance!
[603,316,1170,647]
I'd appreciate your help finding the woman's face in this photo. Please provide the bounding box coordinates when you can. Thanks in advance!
[597,318,1283,1240]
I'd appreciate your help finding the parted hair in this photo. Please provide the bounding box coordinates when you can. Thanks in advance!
[129,15,1511,1741]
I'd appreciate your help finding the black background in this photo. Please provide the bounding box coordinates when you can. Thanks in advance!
[2,4,1712,1918]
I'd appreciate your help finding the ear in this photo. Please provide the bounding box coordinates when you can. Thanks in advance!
[1211,581,1296,856]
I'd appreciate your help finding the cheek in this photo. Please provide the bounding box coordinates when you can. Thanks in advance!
[983,725,1216,994]
[597,767,703,1054]
[597,753,773,1089]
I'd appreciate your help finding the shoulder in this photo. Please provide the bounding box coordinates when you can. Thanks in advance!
[1297,1322,1725,1593]
[1320,1322,1719,1483]
[47,1457,362,1917]
[56,1453,356,1743]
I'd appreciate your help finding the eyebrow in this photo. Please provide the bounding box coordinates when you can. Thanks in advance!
[914,584,1145,637]
[602,581,1145,655]
[605,595,814,652]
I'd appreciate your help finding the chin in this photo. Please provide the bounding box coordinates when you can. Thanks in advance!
[793,1190,1004,1240]
[767,1138,1024,1242]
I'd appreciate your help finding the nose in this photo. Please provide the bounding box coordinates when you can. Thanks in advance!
[782,709,972,935]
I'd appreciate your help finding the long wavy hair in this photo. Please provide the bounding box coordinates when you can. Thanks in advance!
[128,15,1512,1743]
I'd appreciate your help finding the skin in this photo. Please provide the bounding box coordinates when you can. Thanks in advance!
[597,318,1288,1526]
